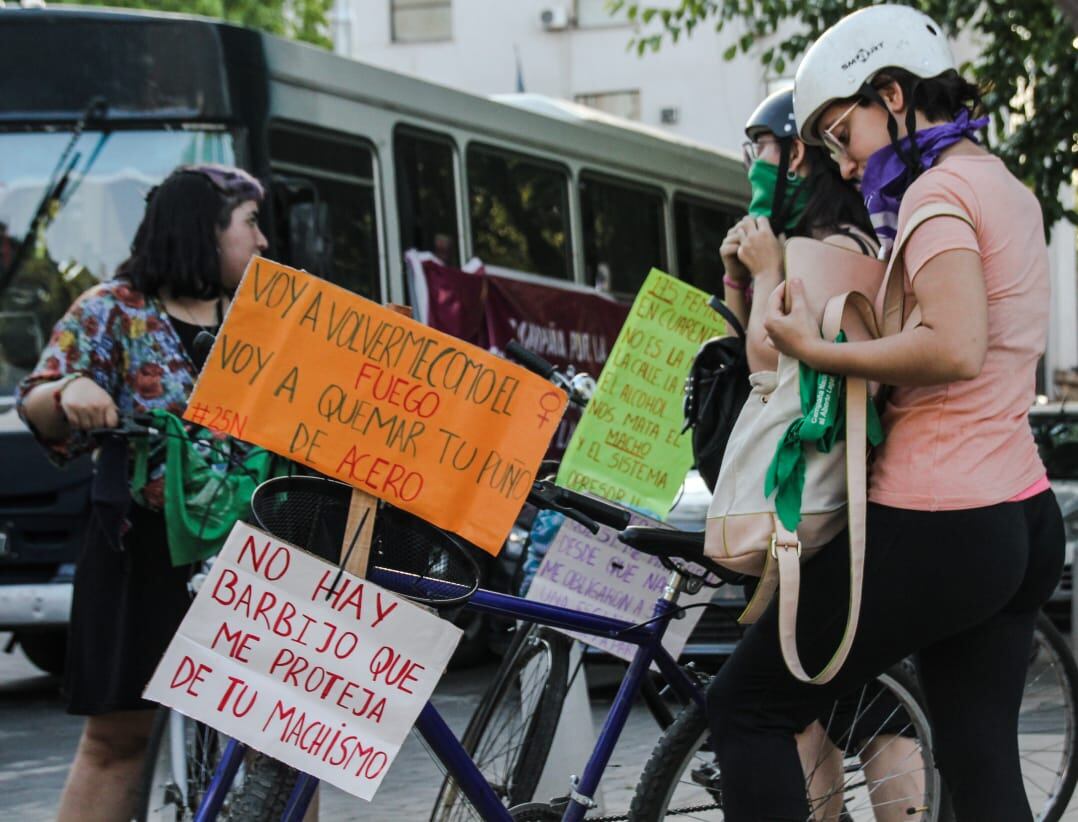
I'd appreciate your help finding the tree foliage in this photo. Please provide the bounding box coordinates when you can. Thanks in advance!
[612,0,1078,227]
[69,0,334,49]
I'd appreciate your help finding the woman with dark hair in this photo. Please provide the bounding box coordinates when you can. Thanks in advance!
[722,89,925,819]
[16,164,267,822]
[722,87,878,372]
[710,6,1063,820]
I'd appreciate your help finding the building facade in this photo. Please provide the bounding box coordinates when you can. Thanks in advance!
[330,0,1078,390]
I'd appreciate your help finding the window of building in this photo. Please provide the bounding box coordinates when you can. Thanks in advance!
[269,123,382,300]
[467,144,572,280]
[575,0,629,28]
[674,194,741,295]
[391,0,452,43]
[574,90,640,121]
[579,172,666,296]
[394,128,459,266]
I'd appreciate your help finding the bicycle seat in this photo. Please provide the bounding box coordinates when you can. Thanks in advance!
[618,526,748,586]
[619,526,705,555]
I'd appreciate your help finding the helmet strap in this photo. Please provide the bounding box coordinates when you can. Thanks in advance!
[771,139,792,229]
[861,81,924,187]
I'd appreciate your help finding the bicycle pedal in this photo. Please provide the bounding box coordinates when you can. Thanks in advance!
[690,762,721,788]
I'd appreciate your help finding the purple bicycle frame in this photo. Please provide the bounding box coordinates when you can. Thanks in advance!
[193,567,706,822]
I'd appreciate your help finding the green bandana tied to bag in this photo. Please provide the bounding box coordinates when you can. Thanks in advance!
[765,333,884,531]
[131,409,283,566]
[747,159,811,232]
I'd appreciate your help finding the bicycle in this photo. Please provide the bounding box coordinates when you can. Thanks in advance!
[183,374,941,820]
[431,348,1078,822]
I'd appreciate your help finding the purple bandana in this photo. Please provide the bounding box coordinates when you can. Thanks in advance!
[860,109,989,256]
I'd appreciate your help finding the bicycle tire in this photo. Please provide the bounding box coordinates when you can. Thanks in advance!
[1023,612,1078,822]
[137,706,301,822]
[221,756,300,822]
[430,623,572,821]
[137,707,226,821]
[628,665,944,821]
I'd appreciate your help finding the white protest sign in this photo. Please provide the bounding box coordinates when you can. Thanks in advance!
[144,521,461,801]
[525,513,712,662]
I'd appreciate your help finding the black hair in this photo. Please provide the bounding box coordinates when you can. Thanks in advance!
[873,67,985,122]
[789,144,875,242]
[116,168,251,299]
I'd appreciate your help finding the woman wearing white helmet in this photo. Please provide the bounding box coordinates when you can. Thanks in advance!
[708,6,1064,820]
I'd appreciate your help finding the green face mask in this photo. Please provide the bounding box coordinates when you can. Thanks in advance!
[747,159,810,232]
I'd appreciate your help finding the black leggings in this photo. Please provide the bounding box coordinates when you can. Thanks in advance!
[707,491,1064,821]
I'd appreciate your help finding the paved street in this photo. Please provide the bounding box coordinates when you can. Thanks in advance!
[0,634,661,821]
[3,632,1077,821]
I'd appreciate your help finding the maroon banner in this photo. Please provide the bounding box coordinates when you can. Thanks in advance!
[407,253,630,455]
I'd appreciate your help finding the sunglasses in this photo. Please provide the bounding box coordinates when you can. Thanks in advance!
[820,99,862,163]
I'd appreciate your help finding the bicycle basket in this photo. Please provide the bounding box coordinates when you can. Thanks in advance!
[249,475,480,607]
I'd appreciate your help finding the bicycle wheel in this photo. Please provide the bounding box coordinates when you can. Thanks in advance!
[138,707,226,821]
[430,623,572,821]
[1022,612,1078,822]
[629,665,944,821]
[137,707,299,822]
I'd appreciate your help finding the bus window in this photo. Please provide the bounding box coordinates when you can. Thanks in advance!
[674,194,740,294]
[269,124,381,300]
[579,172,665,296]
[394,129,459,266]
[466,144,571,280]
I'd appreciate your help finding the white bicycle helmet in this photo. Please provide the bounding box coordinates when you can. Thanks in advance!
[793,5,955,144]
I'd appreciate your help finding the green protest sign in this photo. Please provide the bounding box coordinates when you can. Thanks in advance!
[557,269,728,517]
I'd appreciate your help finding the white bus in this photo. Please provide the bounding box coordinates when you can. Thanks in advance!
[0,6,747,673]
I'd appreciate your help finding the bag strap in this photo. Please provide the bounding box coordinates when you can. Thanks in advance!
[708,294,746,340]
[774,290,877,684]
[880,203,974,336]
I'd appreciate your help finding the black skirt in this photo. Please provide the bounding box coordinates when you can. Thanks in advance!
[65,503,194,716]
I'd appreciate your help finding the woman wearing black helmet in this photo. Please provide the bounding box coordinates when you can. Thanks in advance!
[711,6,1063,820]
[723,87,924,819]
[722,87,877,373]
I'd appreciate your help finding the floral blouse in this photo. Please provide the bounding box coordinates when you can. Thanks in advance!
[16,279,199,509]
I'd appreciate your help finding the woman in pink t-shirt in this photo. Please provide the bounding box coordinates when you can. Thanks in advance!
[706,6,1064,821]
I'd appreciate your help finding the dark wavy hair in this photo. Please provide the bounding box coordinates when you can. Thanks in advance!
[117,165,264,299]
[789,144,875,242]
[874,67,985,122]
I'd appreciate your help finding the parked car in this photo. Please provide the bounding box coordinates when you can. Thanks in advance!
[1030,401,1078,627]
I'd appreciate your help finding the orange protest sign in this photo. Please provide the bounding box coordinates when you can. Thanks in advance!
[184,257,567,554]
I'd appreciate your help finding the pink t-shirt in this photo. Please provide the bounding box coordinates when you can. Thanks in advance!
[869,154,1049,510]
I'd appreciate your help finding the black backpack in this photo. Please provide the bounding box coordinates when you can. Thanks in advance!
[682,298,750,492]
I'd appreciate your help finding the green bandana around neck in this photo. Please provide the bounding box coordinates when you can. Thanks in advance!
[764,332,885,532]
[747,159,811,232]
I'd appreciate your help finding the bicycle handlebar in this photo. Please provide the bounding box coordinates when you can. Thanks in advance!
[87,412,157,440]
[505,340,556,380]
[526,479,631,534]
[503,341,591,409]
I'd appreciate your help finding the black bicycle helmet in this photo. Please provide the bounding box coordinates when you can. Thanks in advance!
[745,87,797,142]
[744,88,799,229]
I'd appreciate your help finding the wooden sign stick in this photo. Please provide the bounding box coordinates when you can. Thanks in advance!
[338,303,413,578]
